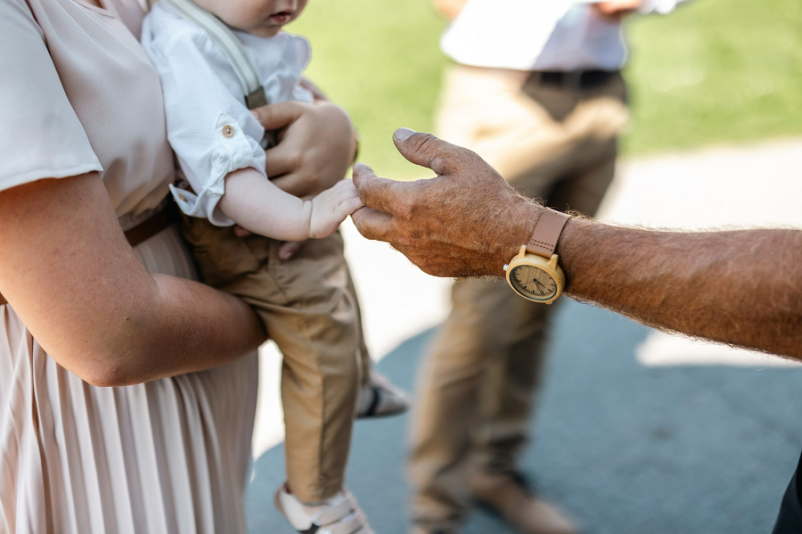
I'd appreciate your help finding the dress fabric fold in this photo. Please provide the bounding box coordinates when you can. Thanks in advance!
[0,227,258,534]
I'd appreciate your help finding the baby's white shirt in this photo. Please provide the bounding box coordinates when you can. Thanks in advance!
[141,3,314,226]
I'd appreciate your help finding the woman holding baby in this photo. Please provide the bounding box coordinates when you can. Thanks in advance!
[0,0,367,531]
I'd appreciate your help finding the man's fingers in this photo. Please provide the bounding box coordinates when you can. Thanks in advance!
[352,163,409,217]
[251,101,303,131]
[352,162,377,186]
[392,128,464,176]
[351,206,393,242]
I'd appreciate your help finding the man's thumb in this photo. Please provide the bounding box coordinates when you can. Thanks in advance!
[392,128,460,175]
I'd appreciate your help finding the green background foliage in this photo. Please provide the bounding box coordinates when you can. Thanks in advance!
[289,0,802,179]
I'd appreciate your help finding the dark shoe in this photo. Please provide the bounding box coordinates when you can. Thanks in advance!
[469,473,578,534]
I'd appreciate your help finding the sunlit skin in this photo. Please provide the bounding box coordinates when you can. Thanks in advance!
[352,130,802,361]
[192,0,309,37]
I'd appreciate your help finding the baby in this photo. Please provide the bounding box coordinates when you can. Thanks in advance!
[141,1,380,532]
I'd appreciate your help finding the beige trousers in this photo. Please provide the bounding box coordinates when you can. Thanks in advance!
[410,65,629,529]
[180,217,370,503]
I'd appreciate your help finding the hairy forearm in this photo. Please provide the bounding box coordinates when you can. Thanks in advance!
[353,131,802,359]
[218,167,312,241]
[558,219,802,359]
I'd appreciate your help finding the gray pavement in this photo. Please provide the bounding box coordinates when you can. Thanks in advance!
[246,299,802,533]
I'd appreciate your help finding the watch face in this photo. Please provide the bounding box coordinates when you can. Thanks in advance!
[509,264,558,302]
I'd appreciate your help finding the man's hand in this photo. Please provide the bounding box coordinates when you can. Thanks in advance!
[352,131,802,360]
[593,0,644,21]
[352,129,542,278]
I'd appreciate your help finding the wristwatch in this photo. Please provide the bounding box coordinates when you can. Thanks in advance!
[504,208,570,304]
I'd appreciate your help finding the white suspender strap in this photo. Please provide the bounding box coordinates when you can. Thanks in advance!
[159,0,268,109]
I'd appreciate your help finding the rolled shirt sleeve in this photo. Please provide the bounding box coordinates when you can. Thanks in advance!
[141,5,267,226]
[0,0,102,192]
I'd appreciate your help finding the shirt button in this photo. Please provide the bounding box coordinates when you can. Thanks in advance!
[222,125,235,138]
[178,194,187,202]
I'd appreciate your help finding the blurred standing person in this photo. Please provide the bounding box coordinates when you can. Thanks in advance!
[410,1,686,533]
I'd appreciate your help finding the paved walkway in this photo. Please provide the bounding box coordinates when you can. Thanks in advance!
[246,138,802,533]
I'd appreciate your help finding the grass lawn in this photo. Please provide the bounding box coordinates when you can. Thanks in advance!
[289,0,802,180]
[625,0,802,155]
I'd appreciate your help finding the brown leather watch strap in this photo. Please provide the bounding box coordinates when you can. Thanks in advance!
[0,204,177,307]
[526,208,570,258]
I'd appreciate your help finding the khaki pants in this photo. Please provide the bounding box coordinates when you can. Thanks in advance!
[180,217,370,503]
[410,65,629,529]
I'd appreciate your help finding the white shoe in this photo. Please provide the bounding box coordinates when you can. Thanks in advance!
[274,485,374,534]
[356,371,410,418]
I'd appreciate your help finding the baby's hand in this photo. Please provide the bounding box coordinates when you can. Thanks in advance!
[308,180,364,239]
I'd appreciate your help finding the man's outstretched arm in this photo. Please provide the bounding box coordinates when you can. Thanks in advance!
[559,220,802,358]
[352,129,802,360]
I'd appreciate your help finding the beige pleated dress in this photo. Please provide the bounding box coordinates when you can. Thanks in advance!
[0,0,258,532]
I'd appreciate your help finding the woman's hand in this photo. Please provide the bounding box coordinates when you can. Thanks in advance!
[248,100,358,260]
[251,100,357,198]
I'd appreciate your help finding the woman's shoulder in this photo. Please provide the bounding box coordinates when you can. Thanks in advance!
[1,0,174,214]
[0,0,103,192]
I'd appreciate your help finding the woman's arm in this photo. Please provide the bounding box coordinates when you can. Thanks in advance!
[0,172,266,387]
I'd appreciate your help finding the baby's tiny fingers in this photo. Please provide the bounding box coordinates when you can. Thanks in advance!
[333,179,357,195]
[342,196,364,215]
